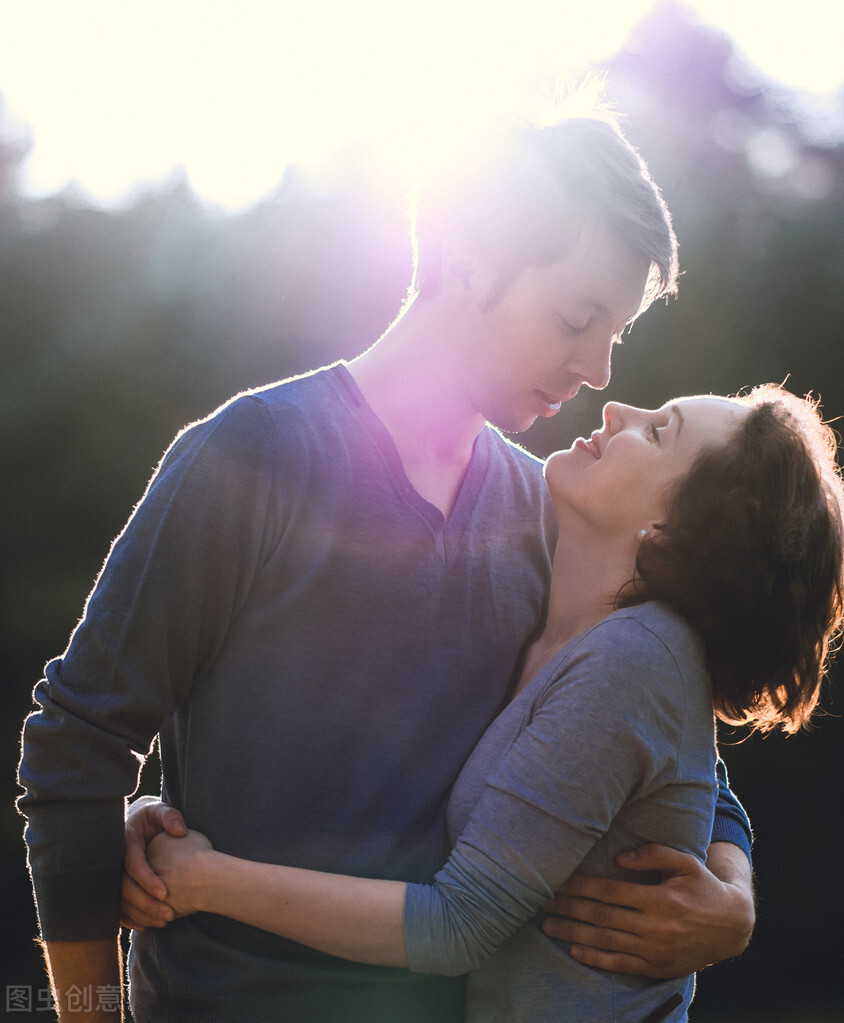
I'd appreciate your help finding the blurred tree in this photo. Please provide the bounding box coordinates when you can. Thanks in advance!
[0,93,31,205]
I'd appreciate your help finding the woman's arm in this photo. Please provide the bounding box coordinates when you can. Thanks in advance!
[148,831,409,966]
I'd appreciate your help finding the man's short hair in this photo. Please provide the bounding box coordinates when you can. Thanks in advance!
[411,111,678,310]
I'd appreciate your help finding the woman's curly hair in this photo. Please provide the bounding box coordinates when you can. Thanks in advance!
[619,384,844,734]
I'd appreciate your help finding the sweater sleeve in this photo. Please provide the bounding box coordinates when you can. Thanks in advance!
[404,616,712,976]
[17,395,279,941]
[712,757,752,856]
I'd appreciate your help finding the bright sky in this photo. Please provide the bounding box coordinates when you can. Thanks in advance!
[1,0,842,209]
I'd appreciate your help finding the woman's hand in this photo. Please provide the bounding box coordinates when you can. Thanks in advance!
[121,796,188,930]
[147,829,215,918]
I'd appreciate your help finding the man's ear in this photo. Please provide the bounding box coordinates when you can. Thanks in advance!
[440,236,495,303]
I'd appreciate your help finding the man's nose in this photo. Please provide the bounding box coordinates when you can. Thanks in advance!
[578,332,614,391]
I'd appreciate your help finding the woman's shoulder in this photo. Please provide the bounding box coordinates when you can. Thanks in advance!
[559,601,707,695]
[589,600,700,654]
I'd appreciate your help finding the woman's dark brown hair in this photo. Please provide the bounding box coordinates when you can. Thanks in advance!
[620,384,844,734]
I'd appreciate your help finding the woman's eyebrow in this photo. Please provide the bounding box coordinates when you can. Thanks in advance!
[664,404,684,438]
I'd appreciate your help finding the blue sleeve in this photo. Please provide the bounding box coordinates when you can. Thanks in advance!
[712,757,753,857]
[17,396,278,941]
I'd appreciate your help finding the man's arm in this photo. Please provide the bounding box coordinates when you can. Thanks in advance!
[541,842,755,978]
[19,400,279,1000]
[41,938,123,1023]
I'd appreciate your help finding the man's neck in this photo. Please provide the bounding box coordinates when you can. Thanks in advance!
[347,300,485,518]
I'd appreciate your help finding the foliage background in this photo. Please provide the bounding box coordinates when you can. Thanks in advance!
[2,6,843,1019]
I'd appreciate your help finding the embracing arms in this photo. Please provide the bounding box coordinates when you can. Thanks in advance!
[542,839,754,978]
[131,820,753,980]
[541,758,754,978]
[123,618,755,979]
[147,828,410,966]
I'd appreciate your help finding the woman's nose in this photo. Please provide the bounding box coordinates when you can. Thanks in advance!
[604,402,648,426]
[603,402,626,430]
[603,402,648,435]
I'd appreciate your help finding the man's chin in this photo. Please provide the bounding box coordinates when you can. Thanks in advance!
[486,412,539,436]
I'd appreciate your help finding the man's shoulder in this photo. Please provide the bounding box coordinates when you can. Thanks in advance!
[224,361,345,422]
[248,361,345,405]
[153,364,349,488]
[185,363,348,441]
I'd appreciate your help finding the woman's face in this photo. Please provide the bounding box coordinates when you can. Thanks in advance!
[545,395,750,538]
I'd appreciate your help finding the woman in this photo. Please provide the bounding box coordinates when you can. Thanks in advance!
[143,384,844,1021]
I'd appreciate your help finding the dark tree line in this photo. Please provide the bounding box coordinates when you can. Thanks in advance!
[2,4,843,1018]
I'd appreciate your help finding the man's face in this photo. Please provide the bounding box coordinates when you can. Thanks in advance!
[463,223,652,434]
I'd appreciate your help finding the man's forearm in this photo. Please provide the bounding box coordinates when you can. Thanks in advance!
[42,937,123,1022]
[705,840,755,955]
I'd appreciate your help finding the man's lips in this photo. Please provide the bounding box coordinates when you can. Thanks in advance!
[538,388,579,415]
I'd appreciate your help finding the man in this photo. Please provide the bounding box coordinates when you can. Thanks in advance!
[19,112,754,1022]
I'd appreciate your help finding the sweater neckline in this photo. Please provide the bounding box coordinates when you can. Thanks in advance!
[328,362,491,542]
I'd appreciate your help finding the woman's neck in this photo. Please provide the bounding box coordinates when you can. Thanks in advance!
[515,530,638,695]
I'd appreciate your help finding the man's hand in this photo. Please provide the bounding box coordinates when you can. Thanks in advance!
[541,842,755,978]
[120,796,188,931]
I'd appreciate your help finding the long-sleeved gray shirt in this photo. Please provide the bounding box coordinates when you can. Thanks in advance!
[405,602,718,1022]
